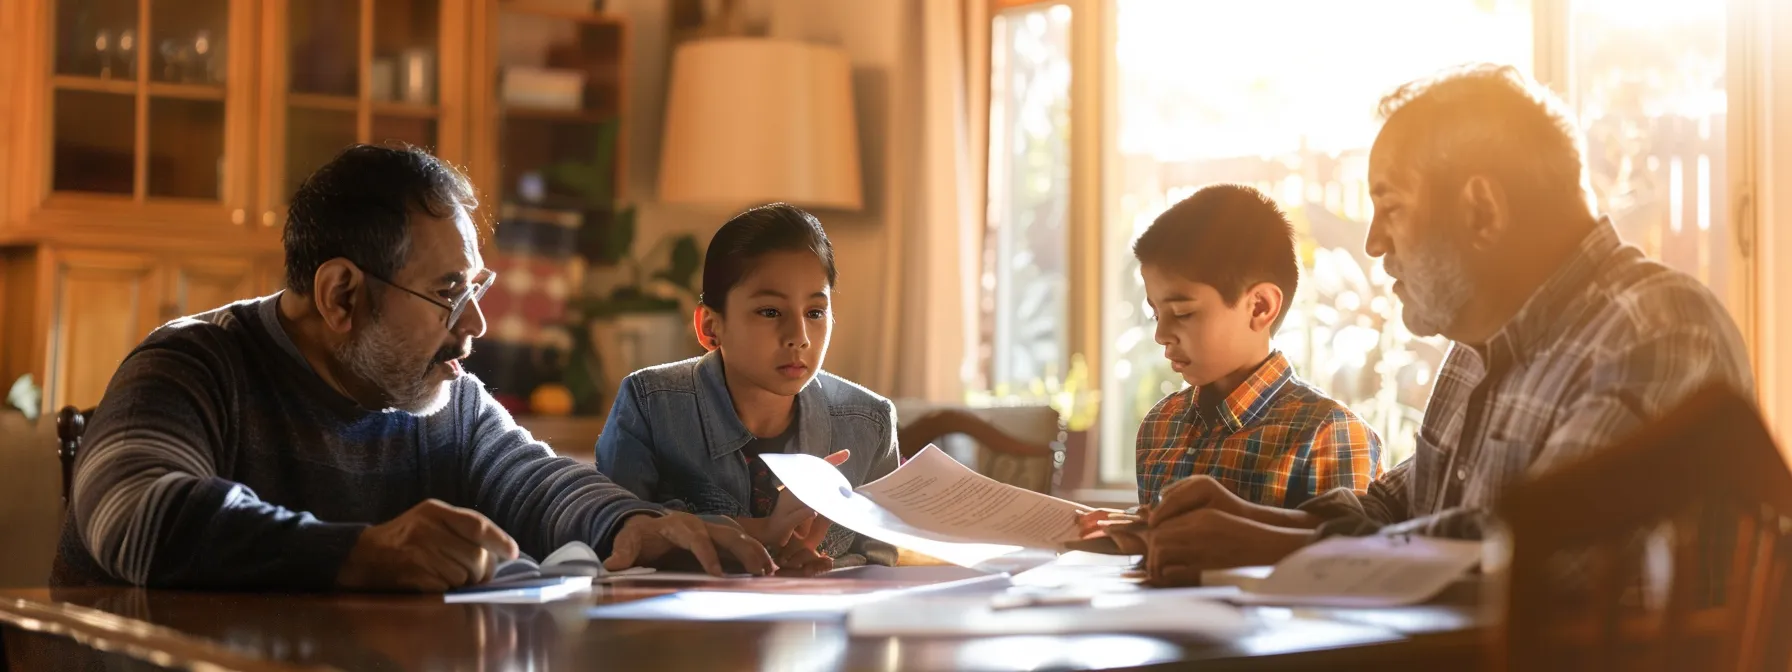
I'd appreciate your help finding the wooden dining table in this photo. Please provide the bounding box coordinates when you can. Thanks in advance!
[0,568,1492,671]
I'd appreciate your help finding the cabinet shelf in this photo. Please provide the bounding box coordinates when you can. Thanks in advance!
[501,106,613,124]
[288,93,359,112]
[496,2,626,26]
[148,82,227,101]
[50,75,136,96]
[371,101,439,118]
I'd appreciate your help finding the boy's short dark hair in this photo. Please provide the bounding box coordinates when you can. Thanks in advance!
[1132,184,1299,333]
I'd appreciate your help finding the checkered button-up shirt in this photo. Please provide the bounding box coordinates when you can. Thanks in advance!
[1301,220,1754,539]
[1136,351,1382,508]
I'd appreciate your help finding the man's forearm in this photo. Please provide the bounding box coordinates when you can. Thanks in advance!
[1247,505,1323,529]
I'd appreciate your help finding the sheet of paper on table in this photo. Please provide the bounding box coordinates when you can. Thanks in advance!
[845,589,1252,638]
[586,568,1015,622]
[760,444,1084,567]
[1230,534,1484,608]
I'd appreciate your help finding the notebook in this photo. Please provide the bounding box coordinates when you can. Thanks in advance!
[444,541,655,603]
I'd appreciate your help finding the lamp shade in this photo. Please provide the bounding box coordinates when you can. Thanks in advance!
[657,38,863,211]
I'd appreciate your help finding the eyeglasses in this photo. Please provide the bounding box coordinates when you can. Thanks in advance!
[365,267,497,328]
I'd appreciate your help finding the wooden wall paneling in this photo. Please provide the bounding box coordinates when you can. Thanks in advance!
[256,0,291,231]
[166,256,257,316]
[45,248,164,411]
[11,0,52,222]
[467,0,498,214]
[0,0,15,228]
[254,253,286,296]
[0,249,36,388]
[223,0,261,230]
[436,0,470,164]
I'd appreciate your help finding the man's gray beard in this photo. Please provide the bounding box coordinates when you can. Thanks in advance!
[1393,229,1476,339]
[335,316,452,416]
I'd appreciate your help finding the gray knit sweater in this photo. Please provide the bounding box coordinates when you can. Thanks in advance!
[51,294,661,589]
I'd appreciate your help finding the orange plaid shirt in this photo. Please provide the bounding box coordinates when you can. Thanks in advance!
[1136,351,1382,508]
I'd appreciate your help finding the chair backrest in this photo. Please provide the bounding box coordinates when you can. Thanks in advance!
[1494,384,1792,671]
[896,406,1064,495]
[55,406,90,511]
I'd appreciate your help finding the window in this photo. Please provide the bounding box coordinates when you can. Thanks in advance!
[1571,0,1732,308]
[1100,0,1532,484]
[981,0,1753,491]
[982,3,1074,395]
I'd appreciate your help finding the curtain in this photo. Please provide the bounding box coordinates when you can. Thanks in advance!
[873,0,989,404]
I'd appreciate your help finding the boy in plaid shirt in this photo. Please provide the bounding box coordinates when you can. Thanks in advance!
[1130,185,1381,509]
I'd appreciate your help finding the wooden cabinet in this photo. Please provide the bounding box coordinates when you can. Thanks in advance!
[165,255,256,317]
[27,248,280,411]
[45,249,164,411]
[0,0,629,415]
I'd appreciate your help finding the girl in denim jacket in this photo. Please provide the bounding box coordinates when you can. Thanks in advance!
[597,203,899,574]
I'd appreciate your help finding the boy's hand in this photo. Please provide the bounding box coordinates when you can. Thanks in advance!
[1150,476,1252,524]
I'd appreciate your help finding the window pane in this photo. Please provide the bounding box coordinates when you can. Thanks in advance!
[373,0,440,105]
[1572,0,1727,302]
[289,0,359,97]
[1100,0,1532,484]
[150,0,227,84]
[372,114,438,151]
[285,107,356,201]
[983,4,1073,395]
[54,0,138,79]
[53,89,136,194]
[148,98,225,199]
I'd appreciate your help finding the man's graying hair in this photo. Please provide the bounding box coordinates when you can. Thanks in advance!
[283,143,478,296]
[1377,64,1594,217]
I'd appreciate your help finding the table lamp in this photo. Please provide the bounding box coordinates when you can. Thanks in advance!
[657,37,863,211]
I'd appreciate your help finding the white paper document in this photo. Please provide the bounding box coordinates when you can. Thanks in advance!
[1231,535,1484,607]
[846,590,1252,638]
[761,445,1085,567]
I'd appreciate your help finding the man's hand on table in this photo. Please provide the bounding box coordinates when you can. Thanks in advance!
[604,511,778,577]
[337,499,520,592]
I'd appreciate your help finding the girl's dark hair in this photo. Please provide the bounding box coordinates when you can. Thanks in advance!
[700,203,838,313]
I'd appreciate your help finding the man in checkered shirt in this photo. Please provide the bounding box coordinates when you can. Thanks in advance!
[1123,64,1753,585]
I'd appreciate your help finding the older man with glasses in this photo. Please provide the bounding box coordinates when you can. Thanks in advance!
[52,144,778,592]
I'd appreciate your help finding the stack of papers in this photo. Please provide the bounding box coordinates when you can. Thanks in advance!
[761,445,1085,567]
[1228,534,1484,607]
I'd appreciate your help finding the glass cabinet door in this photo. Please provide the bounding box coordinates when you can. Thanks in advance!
[50,0,234,204]
[275,0,456,211]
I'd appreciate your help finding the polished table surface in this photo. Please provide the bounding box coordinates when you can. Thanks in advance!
[0,569,1491,671]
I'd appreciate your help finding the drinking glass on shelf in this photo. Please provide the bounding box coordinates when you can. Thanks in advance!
[193,31,213,83]
[118,28,136,78]
[94,29,112,78]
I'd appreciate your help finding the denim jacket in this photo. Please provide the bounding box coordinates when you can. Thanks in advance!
[596,352,900,565]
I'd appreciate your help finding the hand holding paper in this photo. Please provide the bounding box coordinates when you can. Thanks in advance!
[761,445,1085,567]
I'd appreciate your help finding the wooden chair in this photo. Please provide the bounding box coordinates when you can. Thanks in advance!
[897,407,1064,495]
[55,406,90,511]
[1494,384,1792,671]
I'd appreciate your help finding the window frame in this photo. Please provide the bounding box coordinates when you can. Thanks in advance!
[983,0,1773,495]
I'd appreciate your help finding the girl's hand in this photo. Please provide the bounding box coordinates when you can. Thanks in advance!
[732,449,851,547]
[774,516,836,576]
[1076,507,1145,538]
